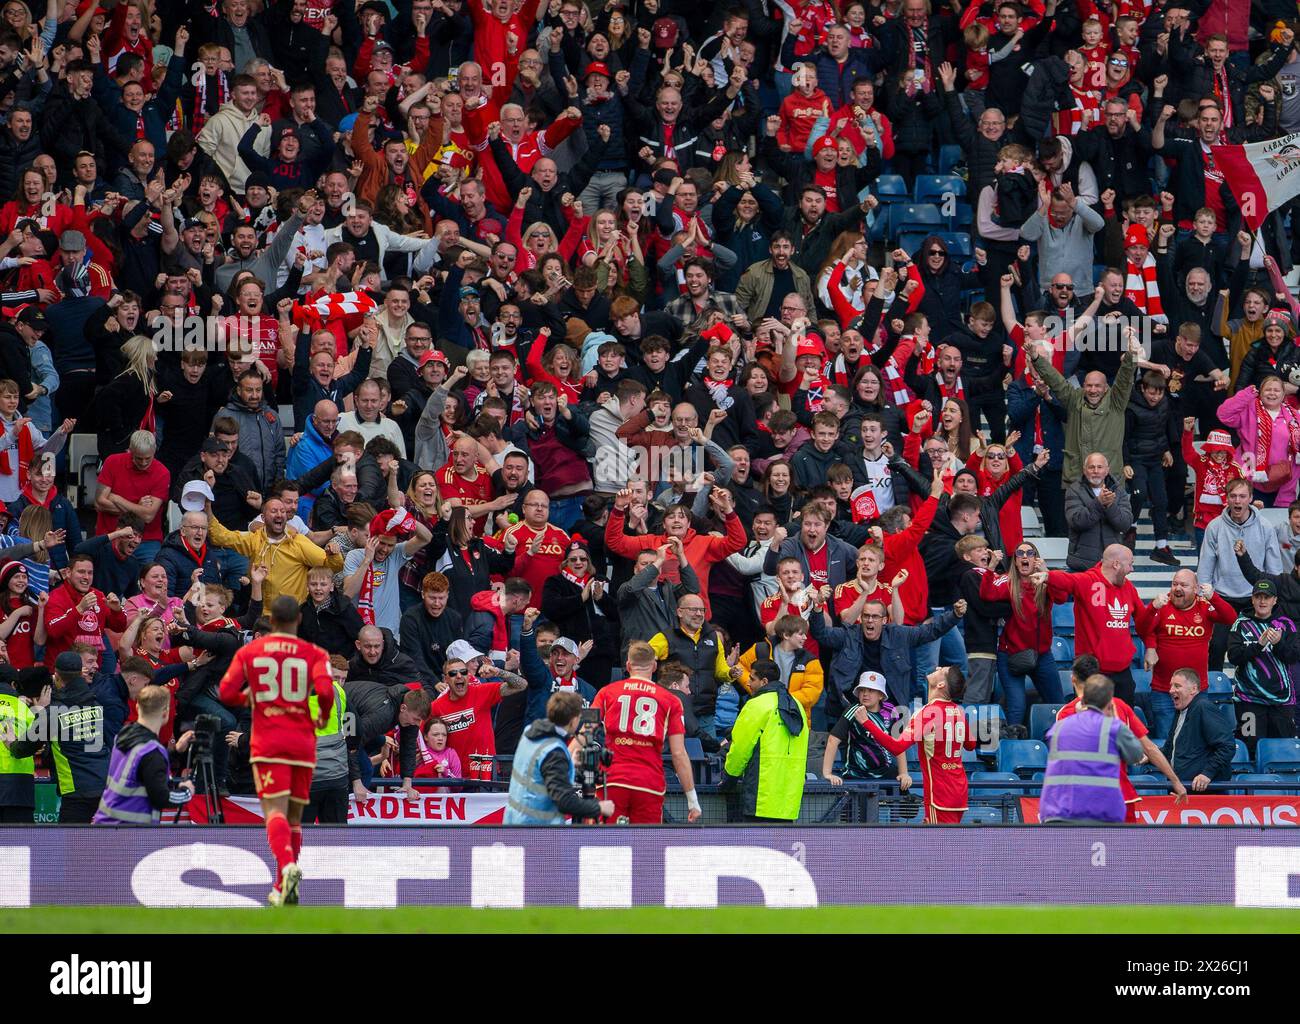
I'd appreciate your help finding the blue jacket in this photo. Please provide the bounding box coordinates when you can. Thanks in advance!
[1006,379,1066,473]
[286,414,334,520]
[519,626,596,723]
[156,529,223,597]
[811,610,958,705]
[712,183,783,293]
[1161,692,1235,783]
[95,55,187,164]
[777,40,890,108]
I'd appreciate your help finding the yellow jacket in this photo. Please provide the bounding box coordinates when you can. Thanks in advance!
[207,518,343,603]
[737,642,824,722]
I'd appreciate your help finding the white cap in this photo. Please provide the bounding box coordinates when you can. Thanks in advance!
[854,671,888,695]
[551,637,580,657]
[446,639,484,663]
[180,480,215,512]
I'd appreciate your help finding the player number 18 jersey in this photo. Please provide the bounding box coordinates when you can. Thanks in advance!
[592,678,685,796]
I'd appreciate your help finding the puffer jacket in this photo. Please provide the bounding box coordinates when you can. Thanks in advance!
[1123,391,1179,465]
[156,530,223,597]
[215,391,286,493]
[722,681,808,821]
[712,182,784,293]
[885,81,942,154]
[941,86,1005,201]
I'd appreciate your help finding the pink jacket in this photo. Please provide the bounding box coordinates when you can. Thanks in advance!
[1218,386,1300,506]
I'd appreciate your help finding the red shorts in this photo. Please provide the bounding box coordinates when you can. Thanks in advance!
[252,761,313,804]
[605,785,665,824]
[926,806,963,824]
[1125,800,1140,824]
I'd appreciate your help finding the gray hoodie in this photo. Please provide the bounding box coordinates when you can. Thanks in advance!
[1200,506,1284,600]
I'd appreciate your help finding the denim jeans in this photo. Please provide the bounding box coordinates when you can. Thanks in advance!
[913,608,967,698]
[997,650,1066,727]
[697,712,717,740]
[548,496,585,532]
[187,693,238,792]
[135,540,162,563]
[1148,689,1176,740]
[214,549,250,591]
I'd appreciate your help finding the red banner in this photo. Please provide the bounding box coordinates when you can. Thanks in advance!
[1020,796,1300,826]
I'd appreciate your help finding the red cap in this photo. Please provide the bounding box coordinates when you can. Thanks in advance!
[1124,224,1150,248]
[420,349,450,366]
[583,61,612,80]
[813,135,838,154]
[1202,429,1235,453]
[796,336,826,360]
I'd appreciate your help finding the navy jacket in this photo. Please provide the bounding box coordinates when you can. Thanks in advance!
[1161,692,1234,783]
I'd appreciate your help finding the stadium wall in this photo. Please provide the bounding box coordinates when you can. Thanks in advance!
[3,828,1300,908]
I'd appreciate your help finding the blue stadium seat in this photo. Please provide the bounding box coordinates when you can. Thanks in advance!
[914,174,967,205]
[1257,738,1300,774]
[1132,705,1147,728]
[1233,739,1252,770]
[1051,636,1074,665]
[894,203,943,235]
[898,232,931,257]
[969,771,1026,796]
[1029,703,1065,740]
[867,202,895,242]
[936,230,972,258]
[1052,603,1075,635]
[998,739,1048,778]
[948,200,973,229]
[1207,671,1234,703]
[1132,669,1152,693]
[961,807,1002,824]
[1131,636,1145,668]
[937,144,964,175]
[1231,773,1295,796]
[1058,668,1074,693]
[874,174,910,203]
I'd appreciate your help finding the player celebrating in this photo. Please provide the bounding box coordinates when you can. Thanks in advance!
[219,596,334,906]
[857,662,975,823]
[591,641,702,824]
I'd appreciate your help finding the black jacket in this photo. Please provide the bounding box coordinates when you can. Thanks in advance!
[919,505,968,606]
[347,627,425,689]
[300,592,365,657]
[1162,691,1234,783]
[40,81,130,186]
[1071,124,1152,204]
[342,678,418,777]
[943,324,1005,388]
[1169,37,1289,129]
[1123,391,1179,465]
[489,133,607,241]
[914,247,982,341]
[0,327,32,408]
[940,85,1007,201]
[956,563,1011,656]
[398,604,464,687]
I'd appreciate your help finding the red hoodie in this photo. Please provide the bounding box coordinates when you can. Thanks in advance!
[778,89,832,154]
[874,493,937,625]
[604,509,746,618]
[44,583,128,665]
[1047,566,1151,674]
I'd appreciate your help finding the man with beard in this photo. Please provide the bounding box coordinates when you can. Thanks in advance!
[430,652,529,781]
[213,193,309,293]
[399,571,463,686]
[207,494,344,602]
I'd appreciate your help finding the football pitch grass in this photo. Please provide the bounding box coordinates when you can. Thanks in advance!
[3,905,1298,933]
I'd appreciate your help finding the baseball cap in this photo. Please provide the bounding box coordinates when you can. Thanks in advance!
[200,437,228,455]
[855,671,887,694]
[59,229,86,251]
[54,651,85,675]
[459,285,480,301]
[652,17,678,48]
[338,113,359,134]
[795,335,826,360]
[1123,224,1149,248]
[373,40,394,54]
[15,306,47,331]
[181,480,215,511]
[583,61,612,80]
[551,637,580,657]
[446,639,484,663]
[419,349,450,366]
[1254,578,1278,597]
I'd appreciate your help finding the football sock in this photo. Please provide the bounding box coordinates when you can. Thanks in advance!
[290,824,303,862]
[265,811,293,883]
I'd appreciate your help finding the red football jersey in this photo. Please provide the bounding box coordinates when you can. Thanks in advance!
[431,682,504,780]
[1057,696,1148,804]
[218,633,334,767]
[758,592,820,658]
[592,677,685,796]
[862,699,976,813]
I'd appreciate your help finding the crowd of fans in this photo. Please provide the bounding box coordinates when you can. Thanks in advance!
[2,0,1300,824]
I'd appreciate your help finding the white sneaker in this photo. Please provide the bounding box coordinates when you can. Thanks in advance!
[280,863,302,905]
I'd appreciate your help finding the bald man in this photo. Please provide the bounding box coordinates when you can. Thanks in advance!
[1063,452,1133,570]
[1037,542,1149,704]
[1141,569,1239,736]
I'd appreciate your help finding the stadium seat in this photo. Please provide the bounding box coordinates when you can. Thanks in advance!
[961,807,1002,824]
[1257,738,1300,774]
[894,203,943,235]
[1233,739,1252,770]
[1207,672,1234,703]
[969,771,1026,796]
[1052,602,1074,635]
[937,144,964,175]
[948,200,973,229]
[914,174,966,205]
[1036,536,1070,565]
[1132,706,1147,728]
[1131,636,1144,667]
[935,230,973,258]
[997,739,1048,778]
[899,232,931,257]
[867,202,895,242]
[1231,773,1294,796]
[1131,669,1152,694]
[1058,668,1074,692]
[1029,703,1065,740]
[1051,636,1073,665]
[874,174,909,203]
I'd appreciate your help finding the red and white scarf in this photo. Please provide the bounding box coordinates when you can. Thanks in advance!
[1053,86,1100,137]
[0,419,35,488]
[1124,254,1164,320]
[936,375,965,409]
[560,567,590,588]
[705,376,735,411]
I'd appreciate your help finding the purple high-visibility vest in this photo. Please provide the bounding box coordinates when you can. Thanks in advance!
[93,737,167,825]
[1039,708,1125,823]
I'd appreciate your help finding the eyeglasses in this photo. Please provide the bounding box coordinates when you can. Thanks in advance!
[446,668,469,677]
[1108,57,1128,66]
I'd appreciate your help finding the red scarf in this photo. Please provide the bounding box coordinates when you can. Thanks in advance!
[182,535,207,566]
[0,420,35,489]
[560,568,590,588]
[469,590,509,656]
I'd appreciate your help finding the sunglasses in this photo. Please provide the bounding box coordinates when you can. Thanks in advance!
[1015,548,1036,557]
[446,668,469,676]
[1108,58,1128,66]
[926,249,944,256]
[985,450,1006,459]
[1052,283,1074,289]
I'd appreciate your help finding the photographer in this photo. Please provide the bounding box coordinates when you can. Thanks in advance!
[504,690,613,825]
[93,684,194,825]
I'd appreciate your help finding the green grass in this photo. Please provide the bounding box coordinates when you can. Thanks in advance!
[3,905,1298,934]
